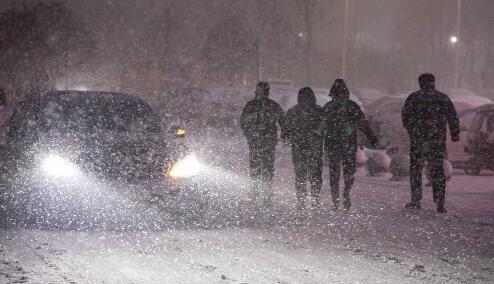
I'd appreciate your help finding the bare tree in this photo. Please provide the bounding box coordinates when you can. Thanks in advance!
[0,1,95,98]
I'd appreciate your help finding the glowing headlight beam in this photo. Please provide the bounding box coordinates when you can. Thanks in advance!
[167,154,202,179]
[41,154,81,178]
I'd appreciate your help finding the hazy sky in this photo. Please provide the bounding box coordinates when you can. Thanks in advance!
[2,0,493,91]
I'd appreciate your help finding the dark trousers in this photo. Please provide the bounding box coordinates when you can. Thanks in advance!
[327,145,357,205]
[410,139,446,204]
[248,142,276,206]
[292,144,323,206]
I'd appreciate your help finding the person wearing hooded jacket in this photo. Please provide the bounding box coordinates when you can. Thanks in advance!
[285,87,324,211]
[240,81,285,208]
[317,79,378,210]
[401,73,460,213]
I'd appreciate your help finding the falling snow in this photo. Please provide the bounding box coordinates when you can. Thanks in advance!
[0,1,493,283]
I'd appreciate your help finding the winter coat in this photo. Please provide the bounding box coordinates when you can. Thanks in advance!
[318,84,377,151]
[401,89,460,143]
[285,90,323,148]
[240,96,284,145]
[321,100,376,150]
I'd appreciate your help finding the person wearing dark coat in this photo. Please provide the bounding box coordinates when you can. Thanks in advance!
[240,81,284,208]
[285,87,324,210]
[401,73,460,213]
[317,79,378,210]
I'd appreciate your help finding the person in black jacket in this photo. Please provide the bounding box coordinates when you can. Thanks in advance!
[317,79,378,210]
[240,81,284,208]
[401,73,460,213]
[285,87,324,210]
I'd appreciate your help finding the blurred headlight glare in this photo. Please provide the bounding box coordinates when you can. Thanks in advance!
[41,154,81,178]
[167,154,201,179]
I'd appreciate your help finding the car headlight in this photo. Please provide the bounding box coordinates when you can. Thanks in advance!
[167,153,202,179]
[40,154,81,178]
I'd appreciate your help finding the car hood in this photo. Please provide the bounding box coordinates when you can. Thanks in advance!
[37,129,169,163]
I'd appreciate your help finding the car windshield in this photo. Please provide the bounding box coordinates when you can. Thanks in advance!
[38,91,160,133]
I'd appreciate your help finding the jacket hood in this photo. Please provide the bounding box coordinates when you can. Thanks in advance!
[329,79,350,102]
[298,87,316,106]
[255,81,270,100]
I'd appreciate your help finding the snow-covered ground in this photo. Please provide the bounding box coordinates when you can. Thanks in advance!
[1,132,493,283]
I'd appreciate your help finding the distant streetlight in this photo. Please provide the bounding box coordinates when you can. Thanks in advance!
[450,35,458,44]
[298,32,304,38]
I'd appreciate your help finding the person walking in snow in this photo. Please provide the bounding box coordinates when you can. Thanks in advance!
[240,81,285,208]
[401,73,460,213]
[285,87,324,211]
[317,79,378,210]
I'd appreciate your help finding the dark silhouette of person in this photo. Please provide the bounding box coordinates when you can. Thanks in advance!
[240,81,284,208]
[285,87,324,210]
[317,79,378,210]
[401,73,460,213]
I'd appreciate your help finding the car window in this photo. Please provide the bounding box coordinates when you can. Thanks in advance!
[38,93,160,133]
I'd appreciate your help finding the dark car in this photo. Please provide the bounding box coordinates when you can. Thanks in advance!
[0,91,208,228]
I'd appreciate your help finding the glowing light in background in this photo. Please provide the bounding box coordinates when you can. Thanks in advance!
[41,154,81,178]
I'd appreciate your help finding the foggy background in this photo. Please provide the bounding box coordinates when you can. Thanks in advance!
[1,0,494,99]
[1,2,494,283]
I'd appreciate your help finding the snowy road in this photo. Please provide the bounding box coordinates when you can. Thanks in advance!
[1,137,493,283]
[0,176,493,283]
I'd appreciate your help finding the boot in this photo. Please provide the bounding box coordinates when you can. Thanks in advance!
[405,200,421,209]
[437,204,447,213]
[343,199,351,210]
[437,197,447,213]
